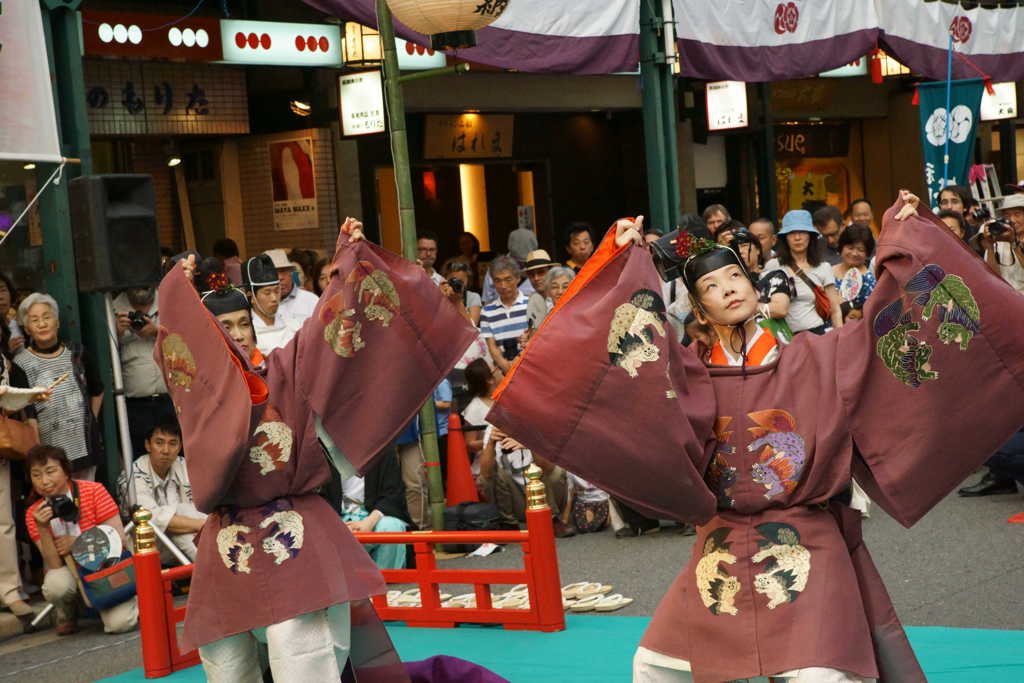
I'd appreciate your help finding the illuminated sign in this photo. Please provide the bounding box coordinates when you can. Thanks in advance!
[81,11,223,62]
[981,82,1018,121]
[338,71,386,137]
[220,20,341,67]
[706,81,748,131]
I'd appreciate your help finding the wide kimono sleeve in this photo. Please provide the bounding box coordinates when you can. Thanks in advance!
[265,231,477,475]
[488,226,718,524]
[836,198,1024,527]
[153,268,269,511]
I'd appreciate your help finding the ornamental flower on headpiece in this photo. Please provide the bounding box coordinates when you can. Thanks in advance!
[675,231,717,261]
[205,271,230,293]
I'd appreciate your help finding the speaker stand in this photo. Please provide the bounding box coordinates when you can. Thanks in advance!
[104,295,137,489]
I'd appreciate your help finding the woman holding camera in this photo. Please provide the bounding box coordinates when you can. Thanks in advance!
[24,445,137,635]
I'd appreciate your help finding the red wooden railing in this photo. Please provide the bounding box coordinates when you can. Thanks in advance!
[131,465,564,678]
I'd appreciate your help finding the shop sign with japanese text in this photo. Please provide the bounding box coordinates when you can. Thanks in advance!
[424,114,514,159]
[338,71,386,136]
[706,81,748,132]
[270,138,318,231]
[83,60,248,136]
[80,11,223,62]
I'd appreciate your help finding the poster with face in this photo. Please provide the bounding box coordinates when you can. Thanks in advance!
[269,138,317,231]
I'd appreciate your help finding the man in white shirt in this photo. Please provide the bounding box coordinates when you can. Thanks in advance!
[980,194,1024,295]
[264,248,319,327]
[117,423,205,564]
[416,233,446,285]
[244,254,300,356]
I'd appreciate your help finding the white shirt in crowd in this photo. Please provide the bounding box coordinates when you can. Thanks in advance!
[765,259,833,333]
[568,472,609,504]
[483,424,533,487]
[253,311,301,356]
[112,292,167,398]
[278,286,319,328]
[993,242,1024,295]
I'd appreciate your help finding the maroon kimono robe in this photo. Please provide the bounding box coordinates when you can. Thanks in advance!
[489,199,1024,682]
[154,231,476,651]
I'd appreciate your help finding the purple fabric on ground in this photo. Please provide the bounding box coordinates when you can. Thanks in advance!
[405,655,511,683]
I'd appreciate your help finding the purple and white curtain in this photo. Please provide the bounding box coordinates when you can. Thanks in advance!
[305,0,1024,82]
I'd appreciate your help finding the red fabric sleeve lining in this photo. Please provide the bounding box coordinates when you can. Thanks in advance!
[493,221,631,400]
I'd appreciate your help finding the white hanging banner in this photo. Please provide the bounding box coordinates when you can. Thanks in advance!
[0,2,62,162]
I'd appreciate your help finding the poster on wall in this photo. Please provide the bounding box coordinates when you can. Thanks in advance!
[269,138,317,231]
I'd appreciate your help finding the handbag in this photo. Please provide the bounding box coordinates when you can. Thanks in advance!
[793,268,832,322]
[80,551,137,610]
[0,413,39,461]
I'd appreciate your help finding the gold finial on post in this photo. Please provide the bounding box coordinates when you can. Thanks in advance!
[133,508,157,554]
[525,464,548,511]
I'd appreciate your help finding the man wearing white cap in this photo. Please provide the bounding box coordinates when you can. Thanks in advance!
[264,248,319,326]
[979,194,1024,295]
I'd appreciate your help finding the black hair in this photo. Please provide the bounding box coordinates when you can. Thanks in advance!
[312,257,331,297]
[0,273,15,361]
[457,232,481,256]
[936,210,969,241]
[445,261,472,275]
[566,222,593,243]
[837,223,876,259]
[146,422,182,442]
[25,445,72,503]
[416,231,439,246]
[938,185,975,212]
[848,198,872,211]
[812,205,843,229]
[464,358,492,400]
[212,238,240,259]
[776,231,822,269]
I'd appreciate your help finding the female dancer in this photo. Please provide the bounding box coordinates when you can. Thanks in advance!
[489,192,1024,682]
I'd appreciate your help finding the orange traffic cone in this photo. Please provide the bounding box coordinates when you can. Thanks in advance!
[446,414,480,506]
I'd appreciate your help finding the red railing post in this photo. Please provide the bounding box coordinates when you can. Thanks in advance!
[518,465,565,632]
[132,510,173,678]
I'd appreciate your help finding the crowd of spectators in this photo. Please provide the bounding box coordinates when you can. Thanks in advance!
[3,183,1023,638]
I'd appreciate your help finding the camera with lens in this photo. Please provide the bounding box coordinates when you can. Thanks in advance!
[127,310,149,331]
[499,339,521,361]
[446,277,464,295]
[47,494,79,523]
[970,205,1014,241]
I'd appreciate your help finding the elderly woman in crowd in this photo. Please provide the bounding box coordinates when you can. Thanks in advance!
[25,445,137,635]
[832,223,878,322]
[766,210,844,335]
[15,294,104,480]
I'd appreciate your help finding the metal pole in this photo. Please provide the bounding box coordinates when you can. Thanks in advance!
[758,83,778,221]
[376,0,446,533]
[639,0,672,234]
[104,296,135,482]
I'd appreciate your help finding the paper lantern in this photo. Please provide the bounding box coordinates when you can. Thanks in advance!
[386,0,509,50]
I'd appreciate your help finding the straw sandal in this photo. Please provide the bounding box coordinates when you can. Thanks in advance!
[575,583,612,599]
[568,594,606,612]
[594,594,634,612]
[442,593,477,608]
[492,593,529,610]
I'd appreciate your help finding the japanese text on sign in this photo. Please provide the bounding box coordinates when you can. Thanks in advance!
[338,71,386,136]
[707,81,749,132]
[423,114,514,159]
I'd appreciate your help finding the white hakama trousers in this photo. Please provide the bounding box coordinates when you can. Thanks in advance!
[633,647,876,683]
[200,603,351,682]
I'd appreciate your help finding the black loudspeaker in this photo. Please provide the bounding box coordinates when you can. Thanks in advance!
[69,174,162,293]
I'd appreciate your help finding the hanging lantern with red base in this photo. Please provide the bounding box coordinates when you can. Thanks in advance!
[386,0,510,50]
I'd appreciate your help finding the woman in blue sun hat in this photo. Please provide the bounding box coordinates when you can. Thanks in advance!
[765,210,844,335]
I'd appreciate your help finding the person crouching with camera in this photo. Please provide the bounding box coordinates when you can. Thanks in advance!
[24,445,137,635]
[977,194,1024,295]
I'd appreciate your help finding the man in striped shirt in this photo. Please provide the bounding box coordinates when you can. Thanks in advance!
[480,255,530,373]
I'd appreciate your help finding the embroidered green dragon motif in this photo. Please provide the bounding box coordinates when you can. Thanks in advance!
[874,264,979,387]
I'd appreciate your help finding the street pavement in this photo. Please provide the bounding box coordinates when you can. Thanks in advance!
[2,473,1021,682]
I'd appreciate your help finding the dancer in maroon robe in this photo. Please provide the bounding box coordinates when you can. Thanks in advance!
[489,192,1024,682]
[154,219,476,681]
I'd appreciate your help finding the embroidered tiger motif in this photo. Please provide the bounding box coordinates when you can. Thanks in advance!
[249,419,293,476]
[695,527,741,616]
[217,524,254,574]
[751,523,811,609]
[259,510,304,565]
